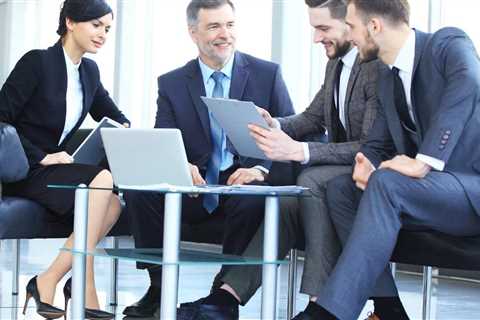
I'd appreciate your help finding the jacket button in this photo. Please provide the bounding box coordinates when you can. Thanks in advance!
[443,135,449,140]
[439,145,445,150]
[445,130,452,135]
[441,140,447,144]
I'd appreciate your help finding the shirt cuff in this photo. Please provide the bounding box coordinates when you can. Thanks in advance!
[253,165,269,176]
[273,118,281,129]
[416,154,445,171]
[300,142,310,165]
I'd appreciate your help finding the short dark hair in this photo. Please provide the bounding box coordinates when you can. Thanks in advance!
[186,0,235,26]
[347,0,410,25]
[304,0,347,20]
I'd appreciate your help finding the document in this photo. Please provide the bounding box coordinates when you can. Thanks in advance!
[73,117,124,165]
[201,97,270,160]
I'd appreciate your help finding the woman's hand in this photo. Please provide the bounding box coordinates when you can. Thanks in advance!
[40,152,74,166]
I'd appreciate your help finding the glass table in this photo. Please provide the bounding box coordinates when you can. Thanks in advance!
[49,184,309,320]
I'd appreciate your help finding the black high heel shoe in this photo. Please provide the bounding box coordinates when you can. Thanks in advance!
[23,276,65,319]
[63,277,115,320]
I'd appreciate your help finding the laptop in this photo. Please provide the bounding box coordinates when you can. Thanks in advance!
[100,128,306,194]
[100,128,194,188]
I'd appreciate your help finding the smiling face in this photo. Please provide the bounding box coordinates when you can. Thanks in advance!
[66,13,113,55]
[189,3,237,69]
[308,6,352,59]
[345,3,379,62]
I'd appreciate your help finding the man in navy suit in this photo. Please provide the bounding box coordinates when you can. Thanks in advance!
[122,0,294,317]
[306,1,480,319]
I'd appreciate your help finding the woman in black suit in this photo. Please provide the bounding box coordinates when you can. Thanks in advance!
[0,0,128,319]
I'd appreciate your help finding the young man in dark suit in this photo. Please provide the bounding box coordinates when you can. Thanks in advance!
[314,0,480,319]
[122,0,294,318]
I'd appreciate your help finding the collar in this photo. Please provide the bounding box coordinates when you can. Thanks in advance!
[390,29,415,73]
[341,47,358,68]
[198,53,235,83]
[62,47,81,71]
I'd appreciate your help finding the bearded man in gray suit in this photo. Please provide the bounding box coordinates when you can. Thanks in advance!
[176,1,384,320]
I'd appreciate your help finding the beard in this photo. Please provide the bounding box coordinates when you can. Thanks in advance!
[328,40,352,59]
[359,31,380,62]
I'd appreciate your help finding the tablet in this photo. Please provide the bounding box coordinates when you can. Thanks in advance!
[201,97,269,160]
[73,117,124,165]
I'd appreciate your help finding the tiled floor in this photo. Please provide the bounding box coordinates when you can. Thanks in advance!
[1,238,479,319]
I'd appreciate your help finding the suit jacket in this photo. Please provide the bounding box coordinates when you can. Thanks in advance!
[0,42,129,168]
[361,28,480,215]
[155,51,294,172]
[278,55,381,165]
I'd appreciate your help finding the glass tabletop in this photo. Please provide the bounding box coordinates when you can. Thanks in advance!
[61,247,288,266]
[48,183,310,197]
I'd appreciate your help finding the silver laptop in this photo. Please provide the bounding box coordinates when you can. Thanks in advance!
[100,128,194,187]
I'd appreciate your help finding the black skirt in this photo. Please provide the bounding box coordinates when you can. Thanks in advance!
[4,163,104,217]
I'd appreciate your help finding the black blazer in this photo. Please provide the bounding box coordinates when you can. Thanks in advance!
[361,28,480,215]
[0,42,129,167]
[155,51,294,171]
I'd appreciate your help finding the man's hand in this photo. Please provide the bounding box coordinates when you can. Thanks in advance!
[40,152,74,166]
[352,152,374,190]
[227,168,265,185]
[123,122,130,128]
[248,124,305,162]
[255,106,276,128]
[189,163,206,185]
[379,155,431,178]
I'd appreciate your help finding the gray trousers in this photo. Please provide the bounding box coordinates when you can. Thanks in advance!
[221,165,352,303]
[318,170,480,320]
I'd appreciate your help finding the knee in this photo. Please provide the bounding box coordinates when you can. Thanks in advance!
[367,169,399,194]
[297,169,318,189]
[325,173,355,206]
[90,169,113,188]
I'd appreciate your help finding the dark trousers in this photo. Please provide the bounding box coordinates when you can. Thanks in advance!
[124,169,265,287]
[318,170,480,320]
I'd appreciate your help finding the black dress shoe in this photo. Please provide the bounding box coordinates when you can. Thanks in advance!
[292,311,315,320]
[22,276,65,319]
[177,299,238,320]
[123,285,161,318]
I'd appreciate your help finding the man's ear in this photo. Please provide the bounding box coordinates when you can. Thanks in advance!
[188,25,197,43]
[368,17,382,36]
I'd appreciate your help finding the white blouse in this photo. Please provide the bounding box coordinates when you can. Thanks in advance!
[58,48,84,145]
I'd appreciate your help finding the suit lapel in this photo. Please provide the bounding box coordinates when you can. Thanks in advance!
[344,56,361,137]
[50,42,68,140]
[186,60,212,146]
[229,52,249,100]
[409,29,431,140]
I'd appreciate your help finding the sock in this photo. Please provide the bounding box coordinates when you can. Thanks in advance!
[202,288,240,306]
[303,301,337,320]
[373,297,410,320]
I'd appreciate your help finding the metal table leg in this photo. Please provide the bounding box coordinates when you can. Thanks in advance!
[160,192,182,320]
[72,185,89,320]
[261,196,280,320]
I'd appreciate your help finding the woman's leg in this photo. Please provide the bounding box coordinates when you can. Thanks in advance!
[36,170,119,308]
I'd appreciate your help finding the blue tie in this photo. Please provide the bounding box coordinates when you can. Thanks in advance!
[203,71,225,213]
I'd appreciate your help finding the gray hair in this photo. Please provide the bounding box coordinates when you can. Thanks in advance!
[186,0,235,26]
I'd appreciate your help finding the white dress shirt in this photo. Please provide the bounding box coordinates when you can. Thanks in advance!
[59,48,83,145]
[390,29,445,171]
